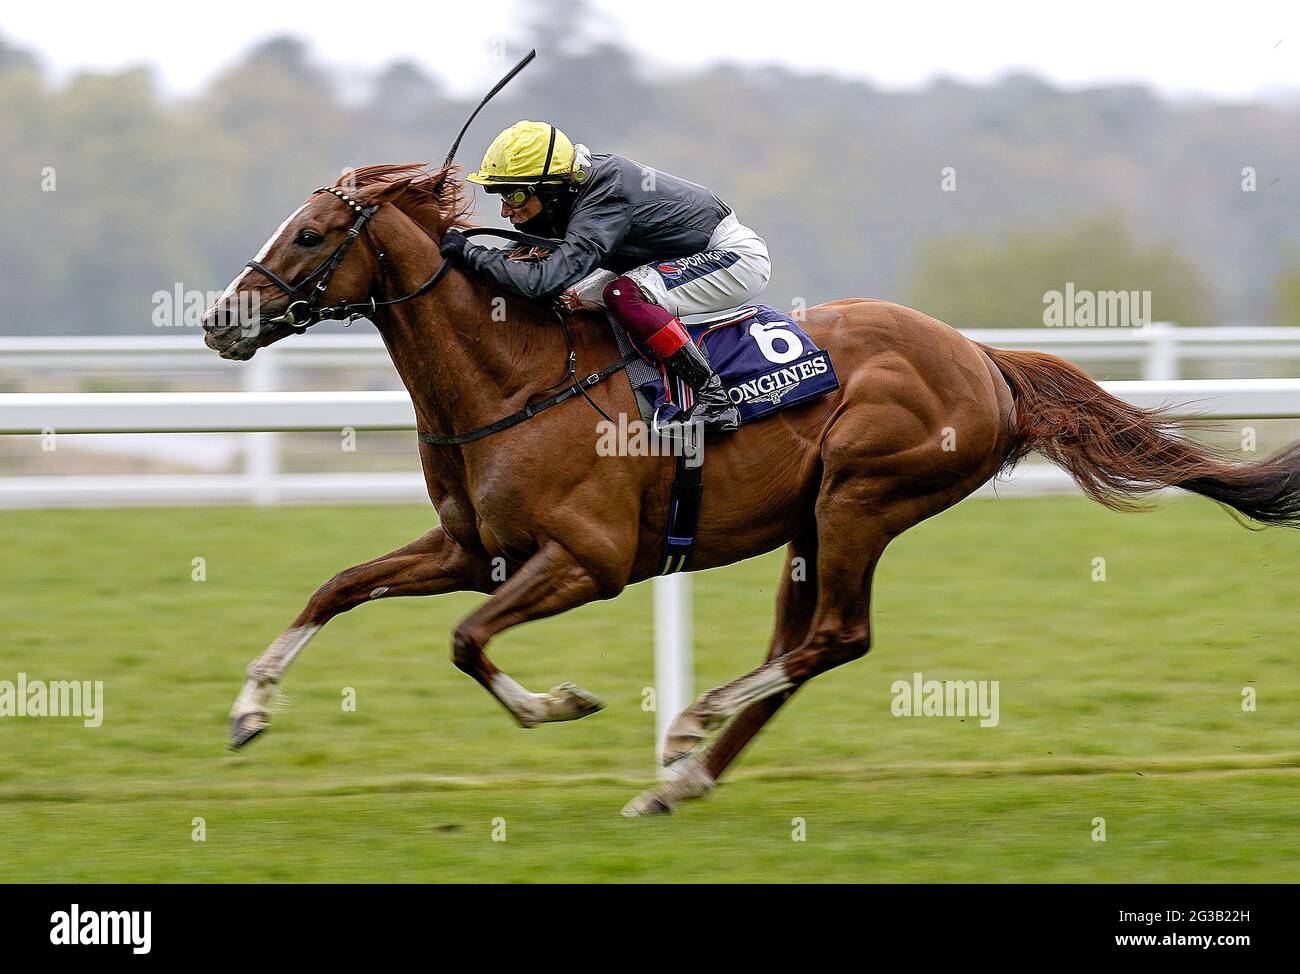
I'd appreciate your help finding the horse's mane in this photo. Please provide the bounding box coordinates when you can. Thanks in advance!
[338,163,475,240]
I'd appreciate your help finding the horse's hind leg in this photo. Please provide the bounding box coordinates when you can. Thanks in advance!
[660,484,888,768]
[449,539,614,728]
[622,534,816,816]
[228,526,487,748]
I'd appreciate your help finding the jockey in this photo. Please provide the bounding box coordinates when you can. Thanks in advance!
[439,120,771,432]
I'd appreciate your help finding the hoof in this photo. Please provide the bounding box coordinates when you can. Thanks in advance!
[547,682,605,721]
[621,793,672,817]
[513,682,605,729]
[622,760,716,817]
[228,710,269,750]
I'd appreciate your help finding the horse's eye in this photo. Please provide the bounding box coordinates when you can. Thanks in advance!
[296,229,324,246]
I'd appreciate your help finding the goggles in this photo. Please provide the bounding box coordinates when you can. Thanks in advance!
[488,181,570,208]
[491,184,537,208]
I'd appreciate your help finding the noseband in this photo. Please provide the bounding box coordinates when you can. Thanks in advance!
[243,185,454,330]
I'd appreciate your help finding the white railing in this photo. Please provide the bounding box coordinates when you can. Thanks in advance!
[959,323,1300,380]
[2,324,1300,509]
[1,379,1298,507]
[5,378,1300,435]
[7,322,1300,373]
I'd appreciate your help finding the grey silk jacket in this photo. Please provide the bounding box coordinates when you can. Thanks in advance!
[460,153,731,301]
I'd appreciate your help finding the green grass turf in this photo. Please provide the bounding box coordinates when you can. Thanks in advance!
[0,496,1297,882]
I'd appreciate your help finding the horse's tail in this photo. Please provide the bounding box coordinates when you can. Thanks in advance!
[980,345,1300,527]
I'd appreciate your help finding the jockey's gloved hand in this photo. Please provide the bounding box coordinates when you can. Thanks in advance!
[440,228,469,261]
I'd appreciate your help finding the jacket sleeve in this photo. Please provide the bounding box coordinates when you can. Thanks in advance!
[460,174,632,301]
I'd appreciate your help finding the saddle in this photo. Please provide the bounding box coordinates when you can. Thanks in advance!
[606,303,838,429]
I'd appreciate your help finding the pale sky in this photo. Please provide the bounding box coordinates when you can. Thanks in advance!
[3,0,1298,101]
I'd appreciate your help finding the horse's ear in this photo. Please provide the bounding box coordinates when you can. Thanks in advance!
[356,177,414,206]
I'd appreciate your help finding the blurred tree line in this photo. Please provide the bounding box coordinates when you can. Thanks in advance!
[1,2,1298,335]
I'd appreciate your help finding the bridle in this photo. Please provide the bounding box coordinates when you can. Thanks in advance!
[234,48,637,446]
[244,185,453,331]
[240,184,635,445]
[243,47,539,331]
[242,184,574,332]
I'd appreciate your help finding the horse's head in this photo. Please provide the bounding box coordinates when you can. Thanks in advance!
[203,165,470,360]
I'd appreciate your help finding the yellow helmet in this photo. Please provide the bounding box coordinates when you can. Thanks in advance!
[467,120,586,186]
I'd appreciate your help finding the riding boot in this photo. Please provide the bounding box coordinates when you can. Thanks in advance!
[662,340,741,433]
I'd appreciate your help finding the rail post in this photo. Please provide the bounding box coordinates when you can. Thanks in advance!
[243,350,280,505]
[654,573,692,779]
[1143,321,1179,381]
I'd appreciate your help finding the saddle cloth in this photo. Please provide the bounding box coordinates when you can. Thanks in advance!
[608,304,840,426]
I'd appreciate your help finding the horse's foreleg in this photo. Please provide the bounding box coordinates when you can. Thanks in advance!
[228,526,486,748]
[622,535,816,815]
[451,539,610,728]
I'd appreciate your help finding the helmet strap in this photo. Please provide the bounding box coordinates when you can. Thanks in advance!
[541,123,558,179]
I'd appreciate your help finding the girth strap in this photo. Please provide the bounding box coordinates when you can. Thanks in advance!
[414,226,637,446]
[418,351,637,446]
[659,450,704,574]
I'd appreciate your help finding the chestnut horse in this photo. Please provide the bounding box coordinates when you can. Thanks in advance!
[202,164,1300,816]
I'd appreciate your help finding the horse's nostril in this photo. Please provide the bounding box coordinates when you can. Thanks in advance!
[202,305,232,333]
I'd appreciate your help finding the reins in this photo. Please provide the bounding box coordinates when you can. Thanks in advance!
[241,48,636,447]
[414,226,636,446]
[248,201,635,446]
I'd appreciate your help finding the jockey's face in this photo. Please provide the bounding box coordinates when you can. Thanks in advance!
[500,192,543,224]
